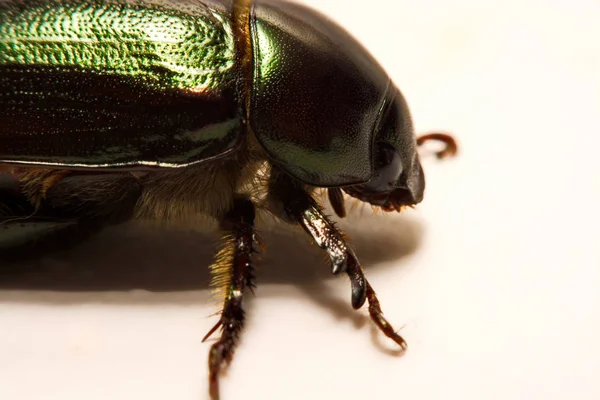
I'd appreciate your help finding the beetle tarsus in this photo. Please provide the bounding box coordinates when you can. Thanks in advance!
[346,250,406,349]
[417,132,458,159]
[365,282,407,350]
[205,198,257,400]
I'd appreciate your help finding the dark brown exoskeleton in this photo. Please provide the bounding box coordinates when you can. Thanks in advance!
[0,0,457,398]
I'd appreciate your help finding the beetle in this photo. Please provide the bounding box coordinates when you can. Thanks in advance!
[0,0,457,398]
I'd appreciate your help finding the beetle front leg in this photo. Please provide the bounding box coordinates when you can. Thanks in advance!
[202,197,258,400]
[268,173,407,350]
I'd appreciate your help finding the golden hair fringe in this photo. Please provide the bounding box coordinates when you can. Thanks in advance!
[17,168,70,208]
[208,234,236,303]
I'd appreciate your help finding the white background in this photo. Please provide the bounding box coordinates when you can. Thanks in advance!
[1,0,599,399]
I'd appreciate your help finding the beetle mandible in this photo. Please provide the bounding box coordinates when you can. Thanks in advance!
[0,0,457,398]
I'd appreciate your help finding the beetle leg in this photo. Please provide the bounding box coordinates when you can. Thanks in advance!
[40,173,142,223]
[0,172,35,219]
[417,132,458,159]
[268,172,407,350]
[0,172,141,261]
[0,177,83,262]
[12,168,72,208]
[327,187,347,218]
[202,197,257,400]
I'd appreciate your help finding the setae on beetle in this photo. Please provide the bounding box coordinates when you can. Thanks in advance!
[0,0,457,398]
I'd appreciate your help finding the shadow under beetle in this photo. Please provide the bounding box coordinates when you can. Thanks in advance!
[0,0,457,398]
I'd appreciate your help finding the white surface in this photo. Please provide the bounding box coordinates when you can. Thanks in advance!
[1,0,600,399]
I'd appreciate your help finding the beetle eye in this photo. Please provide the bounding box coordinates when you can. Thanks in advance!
[363,142,403,192]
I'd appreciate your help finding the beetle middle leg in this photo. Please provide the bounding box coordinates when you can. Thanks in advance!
[0,171,142,261]
[202,197,258,400]
[267,171,407,350]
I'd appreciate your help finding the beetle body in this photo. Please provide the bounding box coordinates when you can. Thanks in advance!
[0,1,457,398]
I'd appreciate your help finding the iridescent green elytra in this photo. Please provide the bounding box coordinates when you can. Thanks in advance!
[0,0,242,167]
[0,1,235,90]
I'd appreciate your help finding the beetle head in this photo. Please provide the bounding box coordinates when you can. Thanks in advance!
[343,88,425,212]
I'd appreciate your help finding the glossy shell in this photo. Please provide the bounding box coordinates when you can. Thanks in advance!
[0,0,243,168]
[250,0,393,186]
[0,0,415,188]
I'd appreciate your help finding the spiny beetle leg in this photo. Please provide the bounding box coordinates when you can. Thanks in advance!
[283,193,349,275]
[276,180,405,349]
[202,198,257,400]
